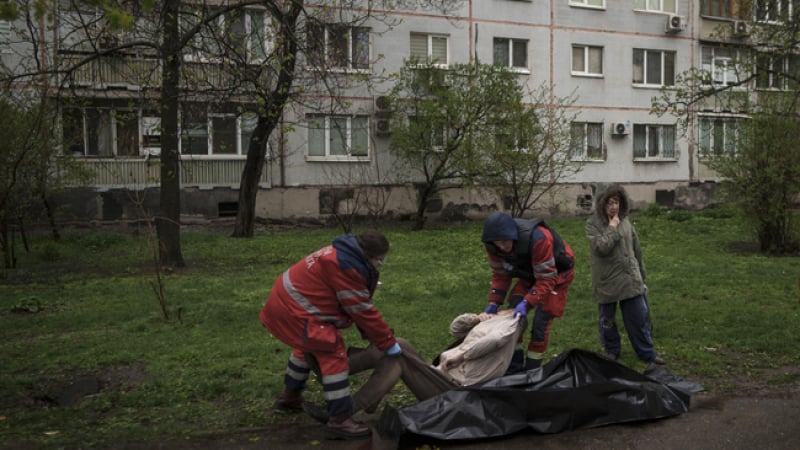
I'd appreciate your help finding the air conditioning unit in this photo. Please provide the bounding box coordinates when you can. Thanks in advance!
[375,118,391,137]
[611,121,631,136]
[733,20,749,36]
[665,14,687,33]
[374,96,392,118]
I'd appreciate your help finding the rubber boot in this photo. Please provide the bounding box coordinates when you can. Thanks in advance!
[326,413,370,439]
[273,388,304,412]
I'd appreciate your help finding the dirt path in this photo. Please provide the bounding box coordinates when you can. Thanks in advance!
[136,388,800,450]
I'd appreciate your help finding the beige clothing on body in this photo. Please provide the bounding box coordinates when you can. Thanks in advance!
[437,314,525,386]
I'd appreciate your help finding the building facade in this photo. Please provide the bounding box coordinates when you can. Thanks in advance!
[1,1,792,223]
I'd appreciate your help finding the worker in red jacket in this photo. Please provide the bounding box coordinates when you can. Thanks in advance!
[260,230,399,439]
[481,212,575,371]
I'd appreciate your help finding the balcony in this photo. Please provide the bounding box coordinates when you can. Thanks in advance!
[74,158,269,189]
[58,54,266,91]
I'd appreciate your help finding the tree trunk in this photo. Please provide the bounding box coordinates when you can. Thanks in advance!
[232,123,269,238]
[156,1,184,267]
[232,2,301,238]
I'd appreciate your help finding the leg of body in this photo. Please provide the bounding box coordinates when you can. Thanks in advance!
[349,344,402,414]
[394,338,457,401]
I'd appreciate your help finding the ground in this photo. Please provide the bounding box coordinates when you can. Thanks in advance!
[119,365,800,450]
[22,220,800,449]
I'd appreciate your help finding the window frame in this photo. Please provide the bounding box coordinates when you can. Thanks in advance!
[493,37,529,72]
[410,32,449,68]
[182,7,273,64]
[0,14,10,52]
[307,22,371,71]
[755,0,796,23]
[569,0,606,9]
[701,45,742,87]
[571,44,603,77]
[755,52,800,90]
[570,122,605,161]
[306,114,371,161]
[700,0,738,18]
[633,48,676,87]
[633,0,678,14]
[63,107,142,158]
[633,123,677,160]
[698,115,744,159]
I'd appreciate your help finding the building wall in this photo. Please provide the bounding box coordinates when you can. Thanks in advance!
[5,1,742,226]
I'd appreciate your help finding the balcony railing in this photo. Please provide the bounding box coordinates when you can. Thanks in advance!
[58,54,263,90]
[75,158,268,188]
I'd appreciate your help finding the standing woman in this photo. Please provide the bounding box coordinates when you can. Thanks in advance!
[585,185,665,365]
[260,230,400,439]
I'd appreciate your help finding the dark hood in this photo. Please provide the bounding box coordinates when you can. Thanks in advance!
[481,212,518,243]
[595,184,631,223]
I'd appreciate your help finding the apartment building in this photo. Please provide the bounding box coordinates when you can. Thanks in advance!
[1,1,790,222]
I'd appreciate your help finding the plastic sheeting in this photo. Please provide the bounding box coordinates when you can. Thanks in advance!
[377,348,703,443]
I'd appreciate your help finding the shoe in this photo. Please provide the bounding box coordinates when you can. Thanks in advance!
[273,389,304,412]
[649,355,666,365]
[326,414,371,439]
[603,353,619,361]
[302,402,329,424]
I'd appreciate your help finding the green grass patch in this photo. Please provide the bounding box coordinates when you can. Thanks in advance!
[1,212,799,448]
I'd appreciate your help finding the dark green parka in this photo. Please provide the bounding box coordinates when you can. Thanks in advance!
[585,185,646,304]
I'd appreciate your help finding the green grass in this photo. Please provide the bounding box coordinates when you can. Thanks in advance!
[1,211,799,448]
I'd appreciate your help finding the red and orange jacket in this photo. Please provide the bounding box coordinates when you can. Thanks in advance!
[260,234,396,352]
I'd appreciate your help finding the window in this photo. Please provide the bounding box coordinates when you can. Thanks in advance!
[572,45,603,76]
[307,114,370,159]
[62,108,140,157]
[633,49,675,87]
[182,8,272,63]
[570,122,604,160]
[699,116,741,158]
[493,38,528,69]
[701,46,740,86]
[633,0,677,13]
[756,53,800,90]
[410,115,446,150]
[410,32,448,66]
[0,15,9,50]
[633,124,676,159]
[308,23,370,70]
[142,116,161,155]
[755,0,796,22]
[700,0,741,18]
[181,106,209,155]
[180,106,254,156]
[570,0,605,7]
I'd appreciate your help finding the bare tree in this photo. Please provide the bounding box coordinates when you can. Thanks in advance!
[481,84,579,217]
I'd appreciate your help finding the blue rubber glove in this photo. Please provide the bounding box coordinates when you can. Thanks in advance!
[513,301,528,318]
[484,303,499,314]
[385,342,402,356]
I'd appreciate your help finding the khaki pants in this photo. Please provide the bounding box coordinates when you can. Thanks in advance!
[348,338,457,413]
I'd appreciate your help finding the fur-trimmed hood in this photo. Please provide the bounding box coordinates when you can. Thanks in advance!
[595,184,631,223]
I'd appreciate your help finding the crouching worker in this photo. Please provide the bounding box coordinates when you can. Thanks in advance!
[481,212,576,371]
[260,230,401,439]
